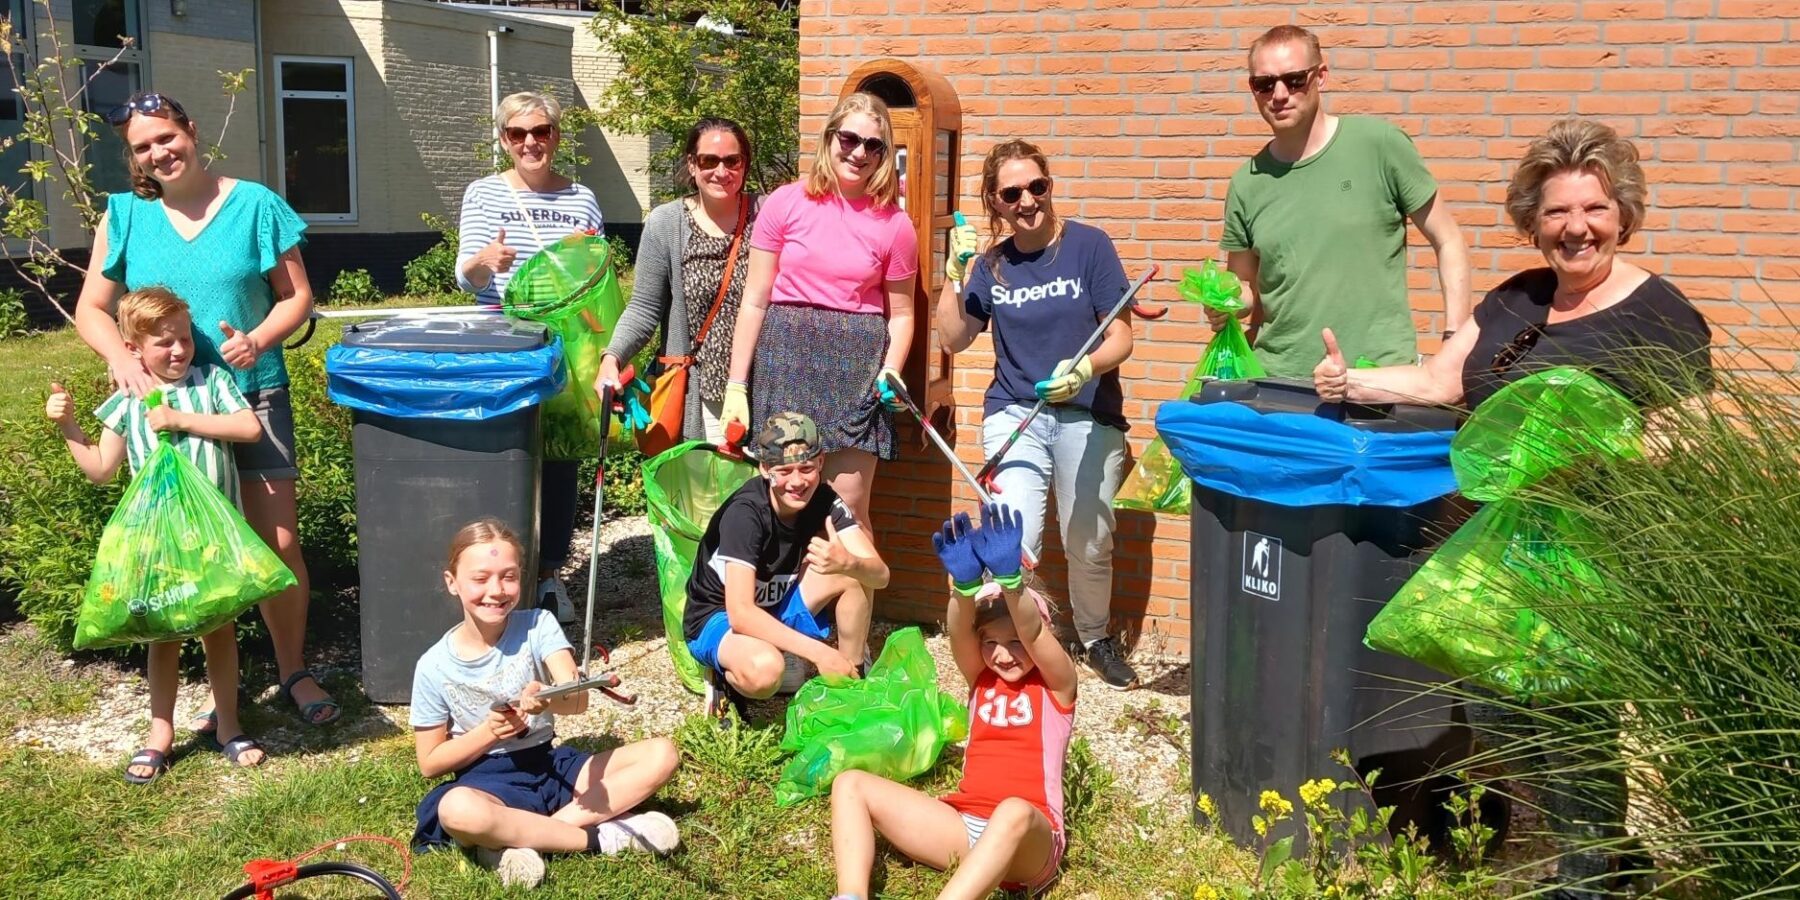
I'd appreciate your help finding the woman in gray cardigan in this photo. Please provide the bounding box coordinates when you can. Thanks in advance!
[599,118,758,444]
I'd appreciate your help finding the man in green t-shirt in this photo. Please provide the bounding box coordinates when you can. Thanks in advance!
[1216,25,1470,379]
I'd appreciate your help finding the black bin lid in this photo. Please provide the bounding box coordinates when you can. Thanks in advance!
[340,313,550,354]
[1190,377,1460,433]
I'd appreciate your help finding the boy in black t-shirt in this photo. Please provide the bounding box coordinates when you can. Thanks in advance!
[685,412,889,719]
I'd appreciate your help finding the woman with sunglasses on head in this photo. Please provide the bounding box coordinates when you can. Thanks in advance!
[1314,118,1711,898]
[934,139,1141,691]
[454,91,604,625]
[720,92,917,530]
[599,117,758,446]
[73,90,335,735]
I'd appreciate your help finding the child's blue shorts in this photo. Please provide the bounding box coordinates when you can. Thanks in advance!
[686,581,831,672]
[413,741,592,848]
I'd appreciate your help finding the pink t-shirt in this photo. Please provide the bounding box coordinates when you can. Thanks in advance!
[750,181,919,315]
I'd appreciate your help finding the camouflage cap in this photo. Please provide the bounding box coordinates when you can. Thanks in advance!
[753,412,822,465]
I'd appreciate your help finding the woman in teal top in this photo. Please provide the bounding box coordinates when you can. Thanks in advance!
[73,92,338,731]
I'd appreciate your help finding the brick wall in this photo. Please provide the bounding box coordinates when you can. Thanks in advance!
[800,0,1800,654]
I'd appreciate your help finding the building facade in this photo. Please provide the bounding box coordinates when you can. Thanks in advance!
[798,0,1800,653]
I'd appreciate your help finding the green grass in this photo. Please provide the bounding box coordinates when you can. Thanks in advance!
[0,709,1247,899]
[0,623,101,721]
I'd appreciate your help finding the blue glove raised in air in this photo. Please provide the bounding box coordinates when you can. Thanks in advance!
[970,502,1025,588]
[931,511,985,596]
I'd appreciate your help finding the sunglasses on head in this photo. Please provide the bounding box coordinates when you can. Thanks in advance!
[994,177,1052,205]
[502,124,557,144]
[694,153,745,172]
[1489,324,1544,375]
[830,128,886,158]
[1248,66,1319,96]
[106,92,187,127]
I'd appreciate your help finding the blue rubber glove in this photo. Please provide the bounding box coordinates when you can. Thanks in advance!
[621,377,654,432]
[877,367,905,412]
[931,511,985,596]
[971,502,1025,587]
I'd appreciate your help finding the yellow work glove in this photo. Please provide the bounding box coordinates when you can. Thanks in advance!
[1034,356,1094,404]
[723,381,751,432]
[945,218,980,284]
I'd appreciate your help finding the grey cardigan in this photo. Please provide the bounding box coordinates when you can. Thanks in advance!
[606,195,757,441]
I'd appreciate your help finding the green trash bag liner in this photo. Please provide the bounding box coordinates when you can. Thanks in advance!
[1451,367,1643,503]
[643,440,756,695]
[1365,498,1600,701]
[76,443,297,650]
[776,627,969,807]
[504,233,627,460]
[1117,263,1265,514]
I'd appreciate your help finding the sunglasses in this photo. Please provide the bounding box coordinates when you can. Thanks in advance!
[502,124,557,144]
[1489,324,1544,375]
[994,177,1052,205]
[694,153,745,172]
[830,129,886,158]
[1248,66,1319,96]
[107,92,187,127]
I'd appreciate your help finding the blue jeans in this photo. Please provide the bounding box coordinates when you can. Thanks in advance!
[980,404,1127,643]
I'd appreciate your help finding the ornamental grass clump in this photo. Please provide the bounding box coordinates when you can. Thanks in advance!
[1457,355,1800,896]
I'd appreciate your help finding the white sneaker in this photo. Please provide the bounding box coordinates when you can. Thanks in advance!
[540,576,576,625]
[778,652,811,694]
[590,811,681,855]
[474,846,546,888]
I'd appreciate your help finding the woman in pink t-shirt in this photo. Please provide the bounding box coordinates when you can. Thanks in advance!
[721,92,919,527]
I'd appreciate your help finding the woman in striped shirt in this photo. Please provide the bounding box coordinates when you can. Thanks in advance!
[455,91,604,623]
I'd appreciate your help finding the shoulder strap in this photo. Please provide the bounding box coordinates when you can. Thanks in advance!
[689,195,751,354]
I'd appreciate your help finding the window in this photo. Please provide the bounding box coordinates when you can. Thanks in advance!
[1,0,30,198]
[274,56,356,222]
[73,0,144,194]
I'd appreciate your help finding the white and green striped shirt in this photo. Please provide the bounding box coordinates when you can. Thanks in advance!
[97,364,251,506]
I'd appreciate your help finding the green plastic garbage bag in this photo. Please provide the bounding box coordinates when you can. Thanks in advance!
[775,627,969,806]
[1451,367,1643,503]
[75,443,297,650]
[1365,498,1598,700]
[503,233,628,460]
[1116,262,1265,514]
[644,440,756,695]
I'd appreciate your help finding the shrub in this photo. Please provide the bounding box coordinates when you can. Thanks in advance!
[0,365,123,647]
[403,212,464,298]
[0,289,29,339]
[326,268,382,306]
[285,345,357,578]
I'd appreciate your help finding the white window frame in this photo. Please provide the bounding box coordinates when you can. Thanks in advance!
[273,55,358,224]
[72,0,146,194]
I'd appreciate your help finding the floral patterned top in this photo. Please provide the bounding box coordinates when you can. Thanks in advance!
[681,199,754,403]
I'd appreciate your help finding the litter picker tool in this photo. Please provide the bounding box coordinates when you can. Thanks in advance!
[879,371,1039,569]
[971,265,1162,491]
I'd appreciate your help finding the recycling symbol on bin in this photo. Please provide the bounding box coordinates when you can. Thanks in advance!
[1242,532,1281,602]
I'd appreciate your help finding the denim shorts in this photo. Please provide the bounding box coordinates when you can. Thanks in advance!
[686,580,830,672]
[235,387,299,482]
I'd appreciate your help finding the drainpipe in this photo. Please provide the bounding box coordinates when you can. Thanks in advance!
[487,25,514,161]
[252,0,268,185]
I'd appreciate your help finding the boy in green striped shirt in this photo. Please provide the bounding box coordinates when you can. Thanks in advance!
[45,287,268,783]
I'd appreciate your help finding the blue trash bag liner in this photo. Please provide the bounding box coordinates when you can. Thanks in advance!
[1157,400,1457,508]
[326,339,566,421]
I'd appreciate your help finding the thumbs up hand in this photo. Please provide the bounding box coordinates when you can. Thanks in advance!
[482,227,518,276]
[805,516,854,576]
[1313,328,1350,402]
[218,321,261,369]
[45,382,74,425]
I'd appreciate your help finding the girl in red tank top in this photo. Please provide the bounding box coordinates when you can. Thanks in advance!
[829,505,1079,900]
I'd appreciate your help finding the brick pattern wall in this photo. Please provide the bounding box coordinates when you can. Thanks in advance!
[800,0,1800,653]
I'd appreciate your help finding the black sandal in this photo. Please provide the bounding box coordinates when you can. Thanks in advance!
[278,668,342,726]
[218,735,267,769]
[123,748,170,785]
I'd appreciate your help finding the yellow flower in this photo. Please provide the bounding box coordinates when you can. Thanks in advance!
[1194,885,1221,900]
[1258,789,1295,821]
[1253,816,1269,838]
[1298,777,1336,810]
[1196,793,1220,822]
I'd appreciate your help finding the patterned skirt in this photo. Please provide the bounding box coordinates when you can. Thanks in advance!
[751,303,894,460]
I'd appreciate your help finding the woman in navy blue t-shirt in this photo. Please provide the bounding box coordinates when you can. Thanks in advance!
[933,139,1140,690]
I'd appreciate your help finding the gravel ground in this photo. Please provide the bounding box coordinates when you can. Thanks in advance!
[12,514,1197,817]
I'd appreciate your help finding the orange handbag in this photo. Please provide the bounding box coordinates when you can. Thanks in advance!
[635,198,748,456]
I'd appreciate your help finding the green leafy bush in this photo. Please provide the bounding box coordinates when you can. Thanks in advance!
[326,268,382,306]
[285,345,357,578]
[0,289,29,339]
[403,212,464,298]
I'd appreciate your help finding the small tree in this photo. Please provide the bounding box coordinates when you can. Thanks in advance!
[0,2,250,321]
[588,0,798,201]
